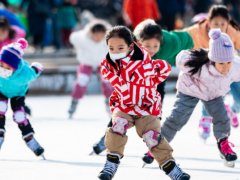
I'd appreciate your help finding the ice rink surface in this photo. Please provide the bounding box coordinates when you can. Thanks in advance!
[0,94,239,180]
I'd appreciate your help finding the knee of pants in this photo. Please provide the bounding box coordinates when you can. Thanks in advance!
[13,106,28,126]
[0,100,8,115]
[78,73,90,87]
[112,116,129,135]
[142,130,161,149]
[150,137,174,166]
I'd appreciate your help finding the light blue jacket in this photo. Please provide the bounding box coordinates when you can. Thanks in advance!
[0,60,40,98]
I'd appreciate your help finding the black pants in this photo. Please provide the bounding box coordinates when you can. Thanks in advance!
[0,93,34,136]
[105,81,167,128]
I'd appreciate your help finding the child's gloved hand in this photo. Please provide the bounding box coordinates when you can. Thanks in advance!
[31,62,44,73]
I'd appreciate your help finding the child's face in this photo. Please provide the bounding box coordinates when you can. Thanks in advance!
[140,38,160,57]
[108,37,132,54]
[0,62,14,71]
[208,16,228,33]
[214,62,232,75]
[0,29,9,41]
[91,32,105,43]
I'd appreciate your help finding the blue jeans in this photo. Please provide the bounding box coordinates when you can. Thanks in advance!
[202,81,240,116]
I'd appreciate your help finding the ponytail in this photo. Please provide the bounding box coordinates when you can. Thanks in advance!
[184,49,211,76]
[229,17,240,31]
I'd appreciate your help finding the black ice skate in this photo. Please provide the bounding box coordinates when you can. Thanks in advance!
[90,135,106,155]
[0,130,4,149]
[142,152,154,168]
[68,99,78,119]
[161,159,190,180]
[98,153,120,180]
[24,134,45,160]
[218,137,237,168]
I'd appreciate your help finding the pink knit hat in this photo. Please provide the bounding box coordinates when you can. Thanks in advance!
[208,29,235,63]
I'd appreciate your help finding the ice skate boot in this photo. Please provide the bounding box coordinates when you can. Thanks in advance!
[24,133,45,160]
[90,135,106,155]
[98,153,120,180]
[225,105,239,128]
[142,151,154,168]
[218,137,237,168]
[68,98,78,119]
[198,116,212,142]
[0,130,5,149]
[24,105,31,116]
[161,159,190,180]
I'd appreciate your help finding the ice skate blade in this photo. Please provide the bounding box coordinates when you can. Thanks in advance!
[223,160,235,168]
[220,154,235,168]
[41,154,46,160]
[89,150,95,155]
[142,162,146,168]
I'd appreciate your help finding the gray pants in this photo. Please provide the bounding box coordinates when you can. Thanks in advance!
[161,92,230,142]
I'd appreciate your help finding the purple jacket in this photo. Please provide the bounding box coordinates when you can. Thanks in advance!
[176,50,240,101]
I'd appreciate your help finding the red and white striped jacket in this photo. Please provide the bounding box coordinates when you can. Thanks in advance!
[101,42,171,117]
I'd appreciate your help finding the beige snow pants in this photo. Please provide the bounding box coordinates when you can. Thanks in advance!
[105,111,174,166]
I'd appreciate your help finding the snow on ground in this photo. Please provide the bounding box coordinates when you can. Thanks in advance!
[0,94,239,180]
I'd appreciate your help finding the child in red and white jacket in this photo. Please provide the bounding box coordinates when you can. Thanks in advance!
[98,26,191,180]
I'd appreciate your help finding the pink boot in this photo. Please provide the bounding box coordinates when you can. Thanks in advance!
[198,116,212,142]
[225,105,239,128]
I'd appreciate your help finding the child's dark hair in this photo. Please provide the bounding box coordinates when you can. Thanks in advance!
[138,23,163,44]
[0,16,16,40]
[184,48,214,76]
[106,26,136,46]
[208,5,240,30]
[91,24,107,33]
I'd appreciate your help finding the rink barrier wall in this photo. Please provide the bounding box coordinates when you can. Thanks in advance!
[24,55,179,95]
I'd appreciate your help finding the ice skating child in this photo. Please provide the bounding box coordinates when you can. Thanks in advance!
[0,16,26,50]
[0,39,45,158]
[162,29,238,168]
[91,19,194,166]
[184,5,240,139]
[98,25,190,180]
[68,19,113,118]
[0,16,31,115]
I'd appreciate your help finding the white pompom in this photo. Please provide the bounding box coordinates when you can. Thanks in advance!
[209,29,221,40]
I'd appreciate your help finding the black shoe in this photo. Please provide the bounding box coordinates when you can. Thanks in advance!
[98,153,120,180]
[68,99,78,119]
[142,152,155,167]
[161,159,190,180]
[142,152,154,164]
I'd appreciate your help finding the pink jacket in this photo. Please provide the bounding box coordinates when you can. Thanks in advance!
[176,50,240,101]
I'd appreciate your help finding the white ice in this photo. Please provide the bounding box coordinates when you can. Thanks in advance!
[0,94,239,180]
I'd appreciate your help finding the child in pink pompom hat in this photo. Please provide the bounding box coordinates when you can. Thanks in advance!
[0,38,45,159]
[160,28,238,168]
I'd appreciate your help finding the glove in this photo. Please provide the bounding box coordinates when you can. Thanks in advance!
[31,62,44,73]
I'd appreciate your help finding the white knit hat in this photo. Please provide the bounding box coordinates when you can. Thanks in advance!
[208,29,235,63]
